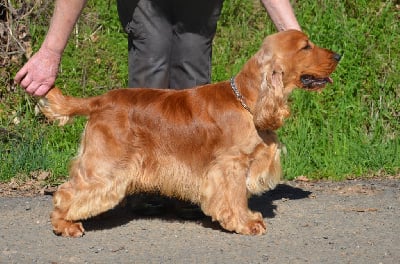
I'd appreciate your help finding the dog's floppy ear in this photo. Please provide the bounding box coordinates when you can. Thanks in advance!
[253,57,288,131]
[256,42,284,94]
[267,61,284,96]
[270,62,285,101]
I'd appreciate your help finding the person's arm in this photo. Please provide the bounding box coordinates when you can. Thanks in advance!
[15,0,88,96]
[260,0,301,31]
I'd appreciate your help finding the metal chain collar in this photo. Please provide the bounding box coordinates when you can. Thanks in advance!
[230,77,251,114]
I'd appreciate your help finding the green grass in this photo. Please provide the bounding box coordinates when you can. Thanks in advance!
[279,0,400,179]
[0,0,398,182]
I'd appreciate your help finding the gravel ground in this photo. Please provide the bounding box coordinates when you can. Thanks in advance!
[1,178,399,264]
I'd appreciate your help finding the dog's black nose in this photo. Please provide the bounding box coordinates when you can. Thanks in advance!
[333,53,341,62]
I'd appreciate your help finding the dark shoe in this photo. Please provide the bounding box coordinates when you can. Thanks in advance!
[173,201,205,220]
[128,194,169,216]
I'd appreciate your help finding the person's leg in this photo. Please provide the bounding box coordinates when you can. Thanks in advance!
[117,1,173,215]
[169,0,224,89]
[117,0,173,88]
[166,1,224,217]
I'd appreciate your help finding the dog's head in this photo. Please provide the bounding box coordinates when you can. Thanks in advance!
[241,30,341,130]
[257,30,341,93]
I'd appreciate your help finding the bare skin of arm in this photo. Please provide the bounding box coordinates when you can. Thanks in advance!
[14,0,87,96]
[261,0,301,31]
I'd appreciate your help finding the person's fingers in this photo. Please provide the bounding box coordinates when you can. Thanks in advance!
[25,81,41,95]
[20,75,32,90]
[33,84,52,97]
[14,66,28,85]
[15,47,61,95]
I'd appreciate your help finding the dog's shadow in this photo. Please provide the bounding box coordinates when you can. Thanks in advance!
[82,183,311,233]
[249,183,312,218]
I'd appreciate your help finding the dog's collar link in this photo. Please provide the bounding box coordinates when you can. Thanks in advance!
[230,77,251,114]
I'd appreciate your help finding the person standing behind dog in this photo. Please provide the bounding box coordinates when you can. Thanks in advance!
[14,0,301,95]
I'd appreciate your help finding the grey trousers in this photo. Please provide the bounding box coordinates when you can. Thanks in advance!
[117,0,223,89]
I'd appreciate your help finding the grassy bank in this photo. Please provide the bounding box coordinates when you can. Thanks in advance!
[0,0,398,182]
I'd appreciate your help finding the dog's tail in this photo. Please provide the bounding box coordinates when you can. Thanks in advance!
[38,87,98,126]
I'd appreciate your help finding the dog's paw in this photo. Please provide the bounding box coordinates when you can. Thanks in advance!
[232,211,267,235]
[236,217,267,235]
[53,221,85,238]
[246,219,267,235]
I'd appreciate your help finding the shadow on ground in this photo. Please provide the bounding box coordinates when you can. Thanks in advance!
[82,184,312,233]
[250,184,312,218]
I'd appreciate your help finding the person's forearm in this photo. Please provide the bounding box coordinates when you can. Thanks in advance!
[261,0,301,31]
[42,0,88,54]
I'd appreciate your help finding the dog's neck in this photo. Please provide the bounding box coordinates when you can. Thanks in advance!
[230,77,252,114]
[233,53,292,130]
[233,57,266,113]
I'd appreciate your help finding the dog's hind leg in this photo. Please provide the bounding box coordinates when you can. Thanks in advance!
[200,150,267,235]
[50,158,132,237]
[50,179,85,238]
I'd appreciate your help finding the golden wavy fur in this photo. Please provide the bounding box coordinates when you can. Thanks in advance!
[39,30,340,237]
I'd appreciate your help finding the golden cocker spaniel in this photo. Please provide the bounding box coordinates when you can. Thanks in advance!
[39,30,340,237]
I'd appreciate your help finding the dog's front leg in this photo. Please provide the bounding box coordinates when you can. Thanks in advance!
[200,151,266,235]
[246,132,282,195]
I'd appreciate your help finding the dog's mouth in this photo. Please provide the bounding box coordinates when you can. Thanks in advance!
[300,75,333,90]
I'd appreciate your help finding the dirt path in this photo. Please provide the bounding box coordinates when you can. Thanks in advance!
[1,178,399,263]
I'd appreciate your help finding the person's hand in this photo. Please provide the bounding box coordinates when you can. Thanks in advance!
[14,46,61,96]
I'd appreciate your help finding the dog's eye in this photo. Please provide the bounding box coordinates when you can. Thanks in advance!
[302,41,312,50]
[302,43,312,50]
